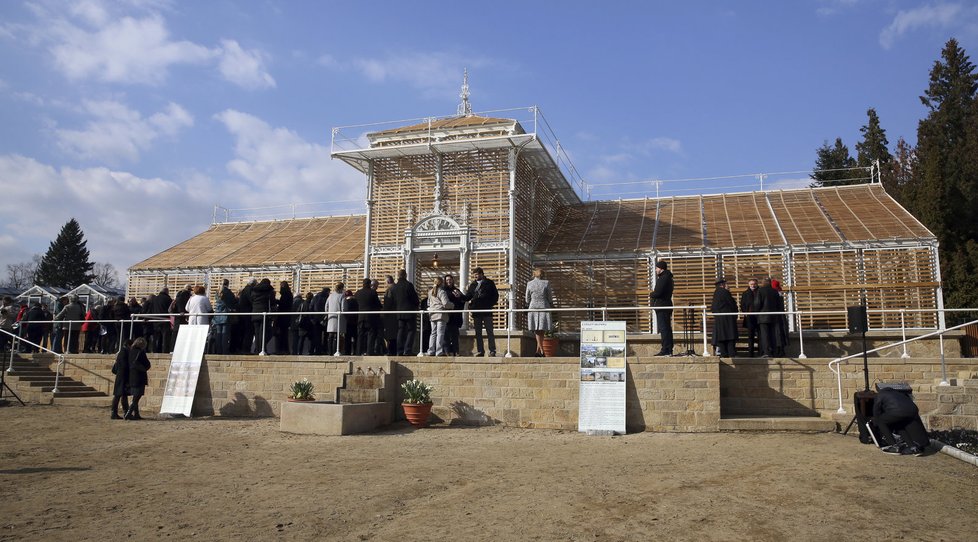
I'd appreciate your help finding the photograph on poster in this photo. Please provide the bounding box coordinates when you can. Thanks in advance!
[581,370,596,381]
[594,357,608,367]
[581,330,604,344]
[607,357,626,368]
[581,356,596,368]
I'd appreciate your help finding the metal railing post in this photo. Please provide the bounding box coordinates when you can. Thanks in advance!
[7,338,15,373]
[504,307,513,358]
[701,307,709,357]
[260,313,267,356]
[335,308,342,357]
[900,309,910,359]
[602,308,608,321]
[52,354,64,394]
[796,312,807,359]
[129,317,135,340]
[938,333,948,386]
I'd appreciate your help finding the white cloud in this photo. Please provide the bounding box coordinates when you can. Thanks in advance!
[0,153,212,275]
[325,52,493,99]
[54,100,193,163]
[14,0,274,90]
[640,137,683,154]
[880,3,963,49]
[218,39,276,90]
[816,0,859,17]
[214,109,365,208]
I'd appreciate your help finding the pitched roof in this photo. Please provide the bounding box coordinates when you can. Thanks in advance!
[369,115,518,137]
[130,215,366,270]
[534,184,933,256]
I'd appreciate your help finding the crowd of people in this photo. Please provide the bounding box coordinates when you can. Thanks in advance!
[0,263,794,360]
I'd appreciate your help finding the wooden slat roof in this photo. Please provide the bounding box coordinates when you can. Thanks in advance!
[535,184,933,255]
[130,215,366,270]
[369,115,516,136]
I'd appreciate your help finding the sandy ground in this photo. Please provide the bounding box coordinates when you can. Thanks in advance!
[1,405,977,541]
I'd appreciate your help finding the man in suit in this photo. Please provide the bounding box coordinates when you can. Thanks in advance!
[389,269,420,356]
[354,278,383,355]
[650,260,675,356]
[755,277,780,357]
[465,267,499,357]
[740,278,760,357]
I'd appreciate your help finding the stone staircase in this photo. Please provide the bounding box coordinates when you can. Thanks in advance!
[2,354,109,404]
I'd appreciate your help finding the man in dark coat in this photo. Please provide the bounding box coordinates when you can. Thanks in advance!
[740,279,759,357]
[755,277,780,357]
[390,269,420,356]
[382,276,398,355]
[150,288,172,353]
[873,387,930,455]
[650,260,675,356]
[443,274,466,356]
[237,279,256,354]
[354,278,382,355]
[710,279,739,357]
[171,284,192,349]
[110,342,130,419]
[250,278,276,354]
[465,267,499,357]
[276,281,294,354]
[311,287,329,355]
[126,337,151,420]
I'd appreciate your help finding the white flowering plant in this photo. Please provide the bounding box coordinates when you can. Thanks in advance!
[289,378,315,400]
[401,379,433,404]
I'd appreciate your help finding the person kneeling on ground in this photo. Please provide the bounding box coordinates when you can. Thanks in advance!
[874,387,930,456]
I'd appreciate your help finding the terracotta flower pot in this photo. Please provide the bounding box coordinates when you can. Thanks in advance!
[402,402,433,427]
[541,337,559,357]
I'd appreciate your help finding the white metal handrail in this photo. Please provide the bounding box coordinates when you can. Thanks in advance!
[827,317,978,414]
[1,327,68,393]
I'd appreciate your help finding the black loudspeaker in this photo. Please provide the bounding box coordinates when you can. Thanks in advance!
[847,305,868,334]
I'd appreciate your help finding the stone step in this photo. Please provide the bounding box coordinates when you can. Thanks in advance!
[51,395,113,407]
[15,375,63,382]
[51,389,107,398]
[33,382,91,390]
[719,416,838,432]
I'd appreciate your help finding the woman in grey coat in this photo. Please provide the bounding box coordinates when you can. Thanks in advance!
[525,268,554,357]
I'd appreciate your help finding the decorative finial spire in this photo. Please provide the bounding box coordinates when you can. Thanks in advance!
[457,68,472,117]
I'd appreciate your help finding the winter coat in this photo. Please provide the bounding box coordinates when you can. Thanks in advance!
[427,288,452,322]
[444,285,466,328]
[390,278,420,321]
[466,277,498,314]
[111,347,130,396]
[250,281,276,321]
[238,284,254,314]
[186,294,213,325]
[710,287,739,343]
[650,270,674,308]
[740,287,759,329]
[382,289,398,340]
[151,292,172,317]
[325,291,346,332]
[128,346,151,389]
[354,287,383,328]
[755,285,780,324]
[56,301,85,331]
[174,288,192,314]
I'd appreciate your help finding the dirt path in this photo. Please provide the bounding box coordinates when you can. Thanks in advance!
[1,405,976,541]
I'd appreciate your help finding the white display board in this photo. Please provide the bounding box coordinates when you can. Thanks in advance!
[578,321,627,434]
[159,324,209,417]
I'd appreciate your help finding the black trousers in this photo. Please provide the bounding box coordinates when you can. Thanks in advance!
[744,320,758,356]
[444,323,460,355]
[716,340,736,357]
[397,319,416,356]
[758,322,775,356]
[357,322,377,355]
[472,313,496,355]
[654,308,673,353]
[112,394,130,416]
[876,410,930,448]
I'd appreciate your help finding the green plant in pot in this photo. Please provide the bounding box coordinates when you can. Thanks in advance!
[288,378,315,401]
[401,379,434,427]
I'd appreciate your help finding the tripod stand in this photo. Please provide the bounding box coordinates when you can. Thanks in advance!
[680,305,696,356]
[843,305,872,438]
[1,340,26,406]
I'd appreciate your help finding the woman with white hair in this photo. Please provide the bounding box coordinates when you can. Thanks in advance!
[186,285,213,325]
[525,268,554,357]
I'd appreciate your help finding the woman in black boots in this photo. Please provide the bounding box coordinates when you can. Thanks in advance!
[126,337,151,420]
[110,340,130,419]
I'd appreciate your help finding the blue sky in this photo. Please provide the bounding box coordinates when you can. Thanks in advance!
[1,0,977,280]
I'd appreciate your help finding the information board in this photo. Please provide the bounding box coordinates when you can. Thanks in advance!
[159,324,209,417]
[578,321,627,434]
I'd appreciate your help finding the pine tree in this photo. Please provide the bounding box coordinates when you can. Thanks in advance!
[810,138,863,186]
[903,38,978,312]
[854,108,893,171]
[883,137,916,201]
[34,218,95,288]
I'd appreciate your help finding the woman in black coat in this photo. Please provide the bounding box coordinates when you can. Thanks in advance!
[111,342,130,419]
[126,337,152,420]
[710,279,739,357]
[276,281,294,354]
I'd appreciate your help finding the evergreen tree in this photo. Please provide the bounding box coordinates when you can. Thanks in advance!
[34,218,95,288]
[810,138,862,186]
[883,137,916,201]
[854,108,893,171]
[903,38,978,312]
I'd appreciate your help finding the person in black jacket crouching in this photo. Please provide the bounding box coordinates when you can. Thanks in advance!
[874,387,930,456]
